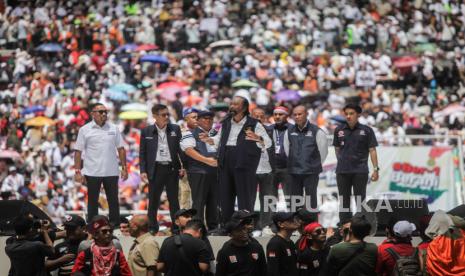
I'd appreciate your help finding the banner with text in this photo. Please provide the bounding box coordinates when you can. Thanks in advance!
[318,146,458,211]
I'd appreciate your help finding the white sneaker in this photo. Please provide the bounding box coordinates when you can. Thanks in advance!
[261,226,274,237]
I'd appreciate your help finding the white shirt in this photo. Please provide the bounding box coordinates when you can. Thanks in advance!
[74,121,124,177]
[180,129,196,152]
[1,173,24,193]
[256,149,272,174]
[212,116,272,150]
[155,124,172,162]
[283,123,329,163]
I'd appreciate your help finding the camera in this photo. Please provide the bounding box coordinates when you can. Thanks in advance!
[32,219,50,229]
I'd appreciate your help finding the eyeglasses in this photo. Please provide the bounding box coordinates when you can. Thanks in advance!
[93,110,108,115]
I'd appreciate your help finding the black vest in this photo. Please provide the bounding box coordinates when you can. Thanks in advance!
[287,122,322,174]
[218,116,261,170]
[186,127,218,174]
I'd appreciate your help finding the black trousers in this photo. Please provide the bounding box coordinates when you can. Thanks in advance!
[147,163,180,232]
[219,146,257,224]
[255,173,276,229]
[187,172,219,230]
[289,174,320,210]
[273,167,291,197]
[85,175,120,226]
[336,173,368,223]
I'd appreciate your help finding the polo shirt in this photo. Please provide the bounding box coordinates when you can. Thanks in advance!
[74,121,124,177]
[128,232,160,276]
[333,122,378,174]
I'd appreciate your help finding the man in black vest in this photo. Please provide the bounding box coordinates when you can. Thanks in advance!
[140,104,185,233]
[251,107,276,231]
[201,96,272,225]
[181,109,219,230]
[283,105,328,211]
[271,106,292,197]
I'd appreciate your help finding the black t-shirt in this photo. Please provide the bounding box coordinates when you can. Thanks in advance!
[5,238,54,276]
[47,238,84,276]
[266,235,298,276]
[216,239,267,276]
[296,245,330,276]
[158,234,211,276]
[333,123,378,173]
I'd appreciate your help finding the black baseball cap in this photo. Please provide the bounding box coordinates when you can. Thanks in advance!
[225,218,248,233]
[343,103,362,114]
[63,214,86,228]
[296,208,318,225]
[175,208,197,219]
[272,212,298,225]
[231,210,258,221]
[198,109,214,118]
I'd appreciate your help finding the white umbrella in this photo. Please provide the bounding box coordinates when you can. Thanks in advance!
[121,103,148,112]
[209,40,238,48]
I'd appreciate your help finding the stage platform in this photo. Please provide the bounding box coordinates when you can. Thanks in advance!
[0,233,421,275]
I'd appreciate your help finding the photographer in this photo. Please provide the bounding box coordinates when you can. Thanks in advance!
[46,215,88,276]
[5,214,54,276]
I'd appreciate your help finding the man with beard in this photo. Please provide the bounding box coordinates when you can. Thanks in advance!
[200,95,271,224]
[270,106,292,197]
[296,222,329,276]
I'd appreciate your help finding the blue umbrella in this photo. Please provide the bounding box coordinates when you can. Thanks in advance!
[139,54,169,64]
[107,90,129,102]
[21,105,46,115]
[274,89,301,102]
[330,115,346,123]
[108,83,137,93]
[115,43,138,53]
[36,43,64,52]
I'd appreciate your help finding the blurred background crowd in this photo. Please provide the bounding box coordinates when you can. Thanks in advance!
[0,0,465,225]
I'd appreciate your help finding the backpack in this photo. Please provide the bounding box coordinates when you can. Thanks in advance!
[80,247,121,276]
[386,247,422,276]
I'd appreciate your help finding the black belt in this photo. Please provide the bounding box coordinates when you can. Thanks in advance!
[156,161,172,166]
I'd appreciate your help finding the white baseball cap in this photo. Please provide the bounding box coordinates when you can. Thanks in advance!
[393,220,416,238]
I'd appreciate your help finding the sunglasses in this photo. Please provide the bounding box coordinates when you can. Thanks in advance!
[157,113,170,117]
[93,110,108,115]
[313,228,326,235]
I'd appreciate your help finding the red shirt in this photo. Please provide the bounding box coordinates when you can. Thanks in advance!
[72,249,132,276]
[376,240,415,276]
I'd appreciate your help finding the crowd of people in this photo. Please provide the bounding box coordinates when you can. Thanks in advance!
[5,208,465,275]
[1,0,465,226]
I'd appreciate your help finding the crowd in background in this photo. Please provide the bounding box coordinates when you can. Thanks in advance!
[1,0,465,224]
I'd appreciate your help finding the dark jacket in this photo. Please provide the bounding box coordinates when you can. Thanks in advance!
[139,123,182,180]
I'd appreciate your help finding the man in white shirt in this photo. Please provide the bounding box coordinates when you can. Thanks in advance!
[251,108,276,231]
[74,103,128,226]
[1,167,24,199]
[201,96,272,225]
[140,104,184,233]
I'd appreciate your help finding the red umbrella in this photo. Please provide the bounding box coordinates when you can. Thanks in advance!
[160,87,189,101]
[136,44,158,52]
[394,56,421,68]
[157,81,189,90]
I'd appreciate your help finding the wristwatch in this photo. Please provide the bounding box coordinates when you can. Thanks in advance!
[374,166,380,172]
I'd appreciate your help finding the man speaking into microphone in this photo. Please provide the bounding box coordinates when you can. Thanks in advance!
[201,95,271,225]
